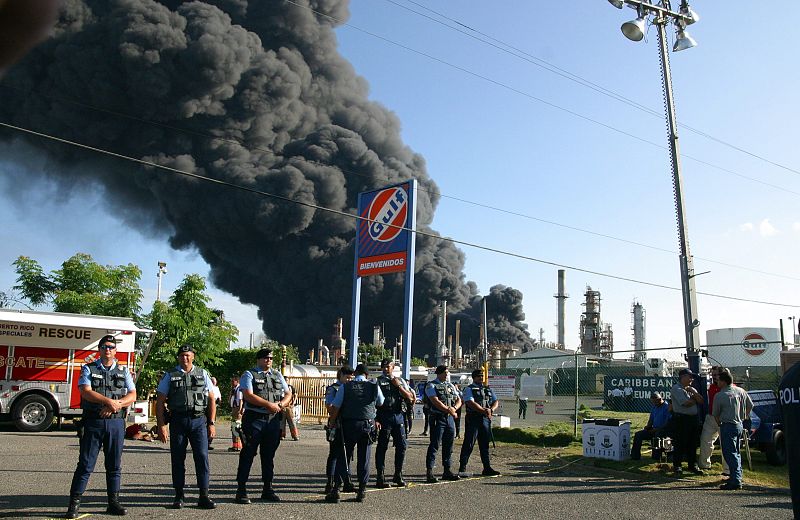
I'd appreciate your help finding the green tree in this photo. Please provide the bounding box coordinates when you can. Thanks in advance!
[410,356,428,367]
[136,274,238,395]
[13,254,143,318]
[357,343,391,366]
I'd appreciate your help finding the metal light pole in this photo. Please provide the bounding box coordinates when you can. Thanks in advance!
[607,0,702,373]
[789,316,797,346]
[156,261,167,301]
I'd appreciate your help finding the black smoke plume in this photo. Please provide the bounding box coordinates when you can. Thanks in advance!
[0,0,532,356]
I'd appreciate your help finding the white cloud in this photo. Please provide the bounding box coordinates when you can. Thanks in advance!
[793,222,800,232]
[739,222,753,232]
[759,218,779,237]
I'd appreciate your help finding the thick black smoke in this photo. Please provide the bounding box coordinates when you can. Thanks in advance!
[0,0,532,355]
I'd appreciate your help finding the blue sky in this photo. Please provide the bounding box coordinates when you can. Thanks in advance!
[1,1,798,359]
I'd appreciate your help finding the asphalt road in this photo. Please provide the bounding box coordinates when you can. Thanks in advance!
[0,421,793,519]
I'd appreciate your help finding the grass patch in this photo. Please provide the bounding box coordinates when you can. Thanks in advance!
[492,422,574,447]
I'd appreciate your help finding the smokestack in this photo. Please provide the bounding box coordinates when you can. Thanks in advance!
[454,319,462,368]
[555,269,568,349]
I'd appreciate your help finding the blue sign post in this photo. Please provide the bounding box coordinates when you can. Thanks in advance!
[350,180,417,378]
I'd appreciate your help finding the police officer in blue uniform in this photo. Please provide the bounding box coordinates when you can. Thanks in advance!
[425,365,462,483]
[326,364,384,503]
[374,358,415,488]
[458,369,501,477]
[156,344,216,510]
[235,348,292,504]
[324,365,355,495]
[66,334,136,519]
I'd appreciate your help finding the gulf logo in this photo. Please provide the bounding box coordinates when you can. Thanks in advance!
[741,332,767,356]
[367,187,408,243]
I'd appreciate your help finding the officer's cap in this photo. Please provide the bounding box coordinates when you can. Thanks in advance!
[98,334,118,348]
[650,391,663,400]
[176,344,195,355]
[434,365,448,375]
[678,368,697,378]
[256,348,273,359]
[380,358,393,368]
[471,369,483,379]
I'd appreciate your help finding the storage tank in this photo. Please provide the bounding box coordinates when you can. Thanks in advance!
[705,328,781,368]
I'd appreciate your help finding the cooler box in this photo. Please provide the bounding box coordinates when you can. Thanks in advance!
[582,418,631,461]
[494,415,511,428]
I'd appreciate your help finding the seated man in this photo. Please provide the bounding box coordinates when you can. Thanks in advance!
[631,392,671,460]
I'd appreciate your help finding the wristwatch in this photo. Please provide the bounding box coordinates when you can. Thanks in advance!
[207,420,215,426]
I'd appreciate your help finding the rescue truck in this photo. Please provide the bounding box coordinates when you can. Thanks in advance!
[0,309,154,432]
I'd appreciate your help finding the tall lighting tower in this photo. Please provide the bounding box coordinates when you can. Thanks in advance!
[606,0,702,373]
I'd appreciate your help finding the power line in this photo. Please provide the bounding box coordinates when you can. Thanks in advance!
[2,81,798,284]
[385,0,800,179]
[3,120,797,309]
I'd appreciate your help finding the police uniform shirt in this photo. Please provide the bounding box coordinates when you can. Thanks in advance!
[239,367,288,413]
[331,375,385,409]
[78,359,135,393]
[325,383,340,406]
[156,365,213,396]
[462,384,497,408]
[378,375,411,405]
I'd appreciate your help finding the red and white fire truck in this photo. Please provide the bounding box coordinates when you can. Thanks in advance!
[0,309,154,432]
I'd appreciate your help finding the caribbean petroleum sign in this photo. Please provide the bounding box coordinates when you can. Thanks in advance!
[356,182,414,276]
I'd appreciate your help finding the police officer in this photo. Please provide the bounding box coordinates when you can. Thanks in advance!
[235,348,292,504]
[324,365,355,495]
[425,365,462,483]
[156,344,216,509]
[66,335,136,519]
[326,364,384,503]
[458,369,501,477]
[374,358,415,488]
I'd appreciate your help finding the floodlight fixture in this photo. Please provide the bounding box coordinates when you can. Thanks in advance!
[608,0,625,8]
[673,27,697,51]
[621,15,646,42]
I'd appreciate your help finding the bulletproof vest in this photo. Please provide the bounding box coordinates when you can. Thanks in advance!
[81,362,128,419]
[466,383,492,414]
[166,366,208,416]
[249,369,284,405]
[430,380,457,412]
[341,380,377,420]
[377,374,404,413]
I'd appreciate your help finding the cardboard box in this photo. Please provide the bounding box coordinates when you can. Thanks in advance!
[582,418,631,461]
[781,350,800,375]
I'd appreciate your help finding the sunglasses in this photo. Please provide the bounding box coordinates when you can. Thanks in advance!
[99,345,117,350]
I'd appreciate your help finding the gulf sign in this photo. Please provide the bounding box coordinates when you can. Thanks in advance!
[741,332,767,356]
[356,182,414,276]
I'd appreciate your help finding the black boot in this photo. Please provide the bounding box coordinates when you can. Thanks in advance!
[375,470,390,489]
[342,475,356,493]
[355,484,366,502]
[324,482,340,503]
[426,469,438,483]
[198,489,216,509]
[442,468,461,481]
[106,492,127,516]
[170,489,184,509]
[482,467,501,477]
[392,470,407,487]
[65,494,81,519]
[235,484,251,504]
[261,484,280,502]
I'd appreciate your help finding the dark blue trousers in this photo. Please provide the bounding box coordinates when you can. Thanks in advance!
[335,419,373,487]
[70,418,125,495]
[459,414,491,470]
[237,411,281,486]
[426,414,455,470]
[375,411,407,473]
[169,415,209,490]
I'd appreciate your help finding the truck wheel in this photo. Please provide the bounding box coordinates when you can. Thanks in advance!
[12,394,55,432]
[765,430,786,466]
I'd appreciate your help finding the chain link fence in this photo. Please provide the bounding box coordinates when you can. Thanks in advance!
[494,342,785,433]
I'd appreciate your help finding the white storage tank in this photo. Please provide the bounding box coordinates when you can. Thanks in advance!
[705,327,781,368]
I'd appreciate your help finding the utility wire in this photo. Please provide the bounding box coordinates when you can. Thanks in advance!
[283,0,800,198]
[386,0,800,179]
[1,81,798,284]
[2,120,797,309]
